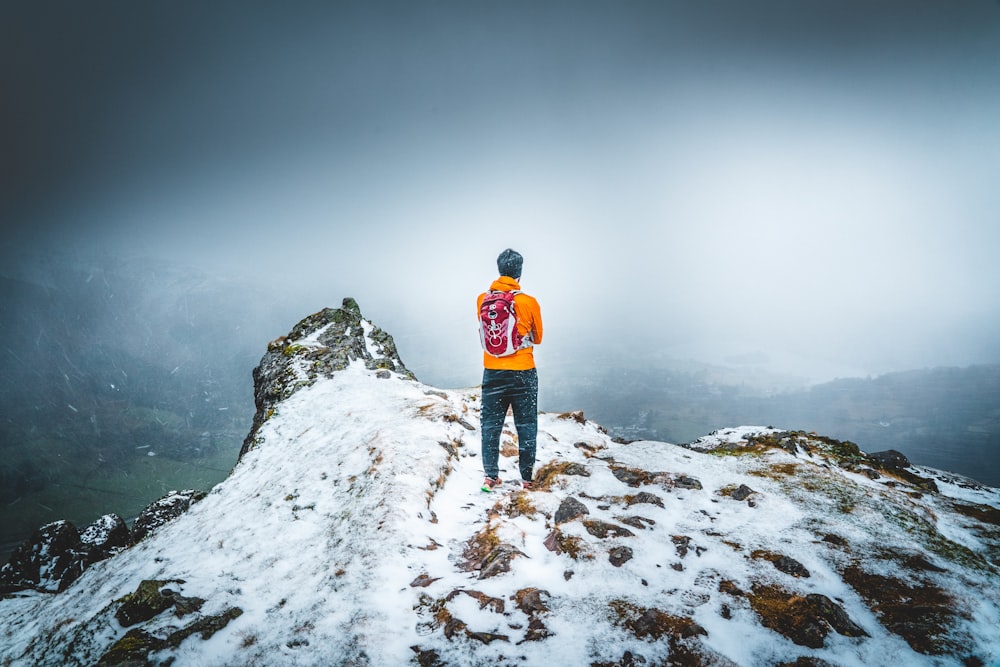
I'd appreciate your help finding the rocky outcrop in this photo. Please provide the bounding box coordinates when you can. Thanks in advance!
[2,308,998,666]
[0,490,203,596]
[239,297,414,459]
[0,520,86,594]
[0,512,132,595]
[97,579,241,667]
[131,489,206,542]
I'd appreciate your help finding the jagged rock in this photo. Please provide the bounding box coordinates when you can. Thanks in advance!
[0,520,85,593]
[168,606,243,642]
[624,491,664,508]
[542,528,591,559]
[610,600,707,644]
[731,484,756,501]
[80,514,131,561]
[672,474,703,490]
[805,593,868,638]
[409,573,440,588]
[467,630,509,644]
[478,544,526,579]
[610,465,652,487]
[132,490,206,542]
[617,515,655,530]
[869,449,911,469]
[584,520,635,539]
[98,606,242,666]
[561,462,591,476]
[752,550,811,578]
[609,546,633,567]
[515,587,550,616]
[554,496,590,524]
[748,583,866,649]
[866,449,940,492]
[97,627,159,667]
[240,298,414,458]
[115,579,191,627]
[0,513,133,595]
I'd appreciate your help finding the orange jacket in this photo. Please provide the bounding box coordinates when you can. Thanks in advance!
[477,276,543,370]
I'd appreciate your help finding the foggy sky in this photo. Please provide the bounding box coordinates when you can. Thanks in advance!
[3,0,999,387]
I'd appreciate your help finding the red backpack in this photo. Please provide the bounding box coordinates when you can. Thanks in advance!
[479,290,524,357]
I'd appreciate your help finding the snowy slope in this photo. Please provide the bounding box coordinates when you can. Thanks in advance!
[1,304,998,666]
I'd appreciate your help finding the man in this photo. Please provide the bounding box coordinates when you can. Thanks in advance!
[477,248,543,492]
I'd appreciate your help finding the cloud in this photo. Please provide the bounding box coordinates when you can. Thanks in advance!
[2,0,998,385]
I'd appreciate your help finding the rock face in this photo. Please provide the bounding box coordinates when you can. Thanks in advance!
[1,302,998,666]
[1,492,203,596]
[131,490,206,542]
[0,520,86,594]
[239,297,413,459]
[0,513,134,594]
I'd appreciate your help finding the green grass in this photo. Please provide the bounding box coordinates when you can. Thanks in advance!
[0,445,237,561]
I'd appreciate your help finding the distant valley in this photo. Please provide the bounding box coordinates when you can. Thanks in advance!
[550,361,1000,488]
[2,259,998,564]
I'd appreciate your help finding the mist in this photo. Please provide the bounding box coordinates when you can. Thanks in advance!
[3,0,999,389]
[3,1,1000,561]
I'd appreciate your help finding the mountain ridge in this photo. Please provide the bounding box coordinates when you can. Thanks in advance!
[1,300,998,666]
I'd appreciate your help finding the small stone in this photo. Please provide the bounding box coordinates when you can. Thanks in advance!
[583,520,635,539]
[609,546,633,567]
[554,497,590,524]
[478,544,525,579]
[515,588,550,616]
[617,515,655,530]
[625,491,664,507]
[674,475,703,490]
[672,535,691,558]
[773,556,810,578]
[409,574,440,588]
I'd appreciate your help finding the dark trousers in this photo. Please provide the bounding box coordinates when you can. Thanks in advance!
[480,368,538,481]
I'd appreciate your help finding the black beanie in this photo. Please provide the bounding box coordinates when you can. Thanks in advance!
[497,249,523,280]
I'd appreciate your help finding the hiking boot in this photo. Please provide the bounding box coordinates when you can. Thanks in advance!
[481,477,502,492]
[521,480,533,490]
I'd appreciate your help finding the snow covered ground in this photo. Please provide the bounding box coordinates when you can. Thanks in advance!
[1,318,998,665]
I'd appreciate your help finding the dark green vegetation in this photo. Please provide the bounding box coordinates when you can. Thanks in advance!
[552,362,1000,487]
[0,260,264,560]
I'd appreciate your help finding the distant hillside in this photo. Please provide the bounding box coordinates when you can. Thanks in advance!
[0,262,260,559]
[554,363,1000,488]
[755,366,1000,487]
